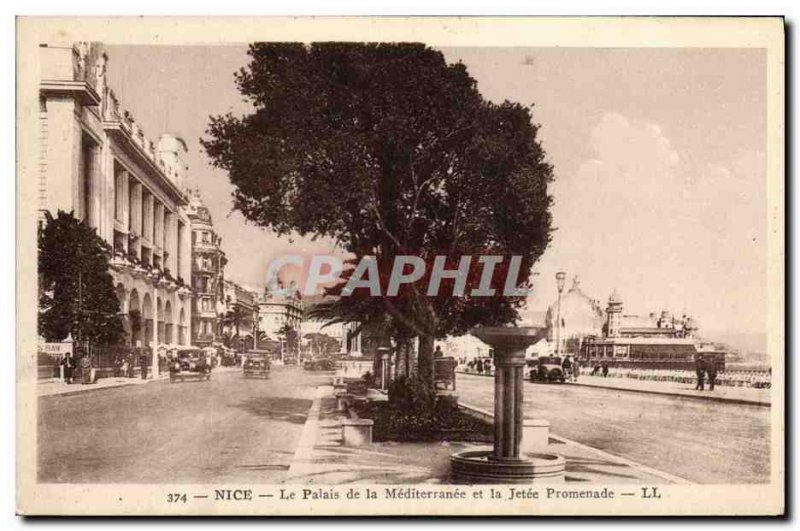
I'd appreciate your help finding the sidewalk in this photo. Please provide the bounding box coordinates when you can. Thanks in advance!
[457,370,771,407]
[284,386,687,485]
[37,374,166,397]
[570,375,770,407]
[37,366,242,398]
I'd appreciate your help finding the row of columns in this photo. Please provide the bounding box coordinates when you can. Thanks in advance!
[111,167,185,276]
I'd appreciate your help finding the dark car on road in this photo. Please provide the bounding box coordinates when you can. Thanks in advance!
[243,351,271,379]
[530,356,566,383]
[303,358,336,371]
[169,350,212,383]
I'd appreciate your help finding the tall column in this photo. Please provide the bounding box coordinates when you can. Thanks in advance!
[151,288,160,379]
[142,192,154,245]
[118,170,130,229]
[101,139,114,242]
[340,330,348,355]
[83,142,99,229]
[154,202,164,256]
[129,181,141,230]
[165,212,176,272]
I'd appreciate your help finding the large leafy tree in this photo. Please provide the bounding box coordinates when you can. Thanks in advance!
[304,332,341,358]
[38,210,125,345]
[203,43,553,384]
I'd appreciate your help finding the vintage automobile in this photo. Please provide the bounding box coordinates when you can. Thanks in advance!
[169,349,212,383]
[529,356,566,383]
[303,358,337,371]
[243,351,271,379]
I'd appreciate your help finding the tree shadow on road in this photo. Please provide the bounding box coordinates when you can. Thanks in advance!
[232,397,312,424]
[563,455,640,481]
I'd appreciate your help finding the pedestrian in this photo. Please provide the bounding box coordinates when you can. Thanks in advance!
[140,353,149,380]
[61,352,74,384]
[113,356,123,378]
[476,359,484,375]
[573,360,580,382]
[562,356,573,381]
[706,360,717,391]
[80,354,92,384]
[695,355,706,391]
[601,361,609,378]
[484,358,492,375]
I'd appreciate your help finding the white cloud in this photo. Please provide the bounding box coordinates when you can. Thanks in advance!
[529,112,766,335]
[588,112,680,176]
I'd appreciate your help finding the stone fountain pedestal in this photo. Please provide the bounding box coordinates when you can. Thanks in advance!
[450,327,565,484]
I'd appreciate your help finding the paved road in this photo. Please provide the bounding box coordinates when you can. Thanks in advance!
[457,373,770,484]
[38,366,327,483]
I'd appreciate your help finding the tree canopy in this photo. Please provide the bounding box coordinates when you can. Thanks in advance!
[38,210,125,345]
[203,42,554,381]
[304,332,341,358]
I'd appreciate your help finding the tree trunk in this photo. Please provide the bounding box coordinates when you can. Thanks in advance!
[418,334,435,386]
[398,339,413,378]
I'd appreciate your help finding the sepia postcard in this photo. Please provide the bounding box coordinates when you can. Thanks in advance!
[16,16,785,516]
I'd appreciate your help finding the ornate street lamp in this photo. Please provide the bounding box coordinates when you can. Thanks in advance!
[555,272,566,358]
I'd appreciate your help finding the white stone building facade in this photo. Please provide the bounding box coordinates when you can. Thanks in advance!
[38,42,193,376]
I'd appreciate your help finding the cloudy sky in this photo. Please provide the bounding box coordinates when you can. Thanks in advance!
[106,45,766,340]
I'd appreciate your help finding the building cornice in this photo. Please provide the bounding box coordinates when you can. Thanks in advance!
[103,120,188,206]
[40,80,101,107]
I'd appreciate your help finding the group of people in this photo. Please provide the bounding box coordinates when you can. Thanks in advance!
[465,358,494,375]
[111,353,151,380]
[560,355,580,382]
[58,350,96,384]
[589,361,610,378]
[694,355,718,391]
[59,351,153,384]
[588,363,771,390]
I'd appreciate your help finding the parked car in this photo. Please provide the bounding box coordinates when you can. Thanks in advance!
[524,359,538,380]
[530,356,566,383]
[169,350,212,383]
[303,358,336,371]
[243,351,271,379]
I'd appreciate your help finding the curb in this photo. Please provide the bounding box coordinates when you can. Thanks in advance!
[38,376,169,398]
[284,385,326,483]
[571,381,771,408]
[457,402,693,485]
[456,371,770,408]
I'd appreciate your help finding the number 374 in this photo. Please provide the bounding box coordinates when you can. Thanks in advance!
[167,493,187,503]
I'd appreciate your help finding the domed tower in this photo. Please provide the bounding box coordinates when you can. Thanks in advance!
[606,289,623,338]
[157,134,189,193]
[683,316,698,338]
